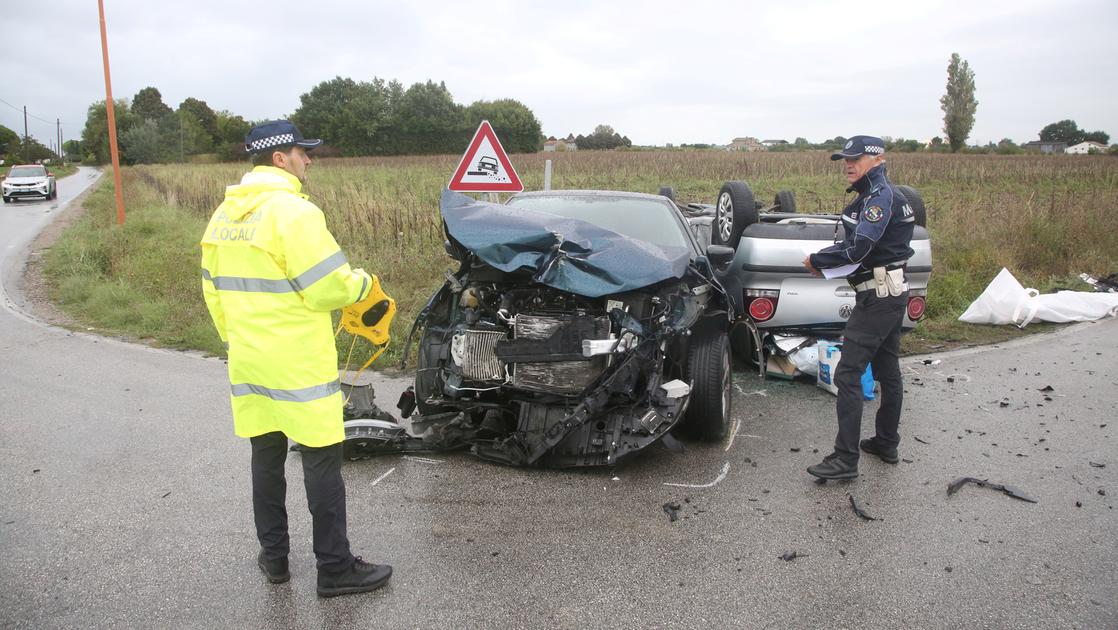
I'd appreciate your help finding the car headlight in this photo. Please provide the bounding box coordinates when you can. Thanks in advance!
[1,182,11,189]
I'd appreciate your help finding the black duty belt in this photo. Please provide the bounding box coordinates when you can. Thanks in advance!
[848,263,906,286]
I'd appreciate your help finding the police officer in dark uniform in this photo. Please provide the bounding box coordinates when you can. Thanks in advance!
[803,135,916,480]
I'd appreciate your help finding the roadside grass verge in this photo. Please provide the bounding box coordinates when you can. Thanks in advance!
[40,153,1118,368]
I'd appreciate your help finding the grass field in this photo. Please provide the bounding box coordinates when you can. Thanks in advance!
[41,151,1118,369]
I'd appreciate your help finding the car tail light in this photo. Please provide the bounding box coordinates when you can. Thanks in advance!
[907,289,927,321]
[743,289,779,322]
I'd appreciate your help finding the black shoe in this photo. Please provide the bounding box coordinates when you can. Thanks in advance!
[860,437,900,464]
[258,550,290,584]
[317,557,393,598]
[807,453,858,480]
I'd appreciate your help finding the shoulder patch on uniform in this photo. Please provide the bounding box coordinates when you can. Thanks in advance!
[863,206,884,222]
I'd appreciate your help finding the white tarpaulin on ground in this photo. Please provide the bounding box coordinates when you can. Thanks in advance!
[959,267,1118,327]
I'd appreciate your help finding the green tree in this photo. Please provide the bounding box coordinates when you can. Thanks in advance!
[292,76,398,155]
[391,80,462,154]
[1039,119,1083,145]
[462,99,543,153]
[62,139,83,160]
[178,97,219,145]
[0,124,20,160]
[996,138,1022,154]
[214,110,252,161]
[119,119,169,164]
[80,99,136,164]
[132,86,173,121]
[940,53,978,152]
[1083,130,1109,144]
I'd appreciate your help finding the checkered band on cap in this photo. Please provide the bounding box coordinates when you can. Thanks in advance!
[865,145,884,154]
[247,133,295,153]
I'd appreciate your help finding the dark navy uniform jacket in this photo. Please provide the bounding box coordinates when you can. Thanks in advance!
[810,164,915,278]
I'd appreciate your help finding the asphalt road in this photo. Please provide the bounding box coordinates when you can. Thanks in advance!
[1,171,1115,629]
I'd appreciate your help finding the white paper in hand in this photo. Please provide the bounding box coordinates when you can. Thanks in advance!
[822,263,859,279]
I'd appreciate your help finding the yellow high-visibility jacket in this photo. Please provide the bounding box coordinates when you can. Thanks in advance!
[201,166,370,447]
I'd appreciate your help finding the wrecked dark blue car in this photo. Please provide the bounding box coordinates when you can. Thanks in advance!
[348,189,735,468]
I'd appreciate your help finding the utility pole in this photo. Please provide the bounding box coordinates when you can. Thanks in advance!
[57,119,63,164]
[23,106,29,162]
[98,0,126,225]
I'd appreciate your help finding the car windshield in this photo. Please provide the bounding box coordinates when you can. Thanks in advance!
[9,166,47,178]
[507,195,688,248]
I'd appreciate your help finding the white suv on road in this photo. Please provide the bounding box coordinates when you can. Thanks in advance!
[2,164,57,202]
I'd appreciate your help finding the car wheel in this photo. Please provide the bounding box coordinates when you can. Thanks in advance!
[683,329,732,441]
[712,181,757,247]
[50,188,57,200]
[658,186,676,203]
[729,322,756,366]
[895,185,927,227]
[2,196,10,204]
[774,190,796,214]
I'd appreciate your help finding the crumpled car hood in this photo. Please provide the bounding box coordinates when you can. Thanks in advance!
[440,189,691,298]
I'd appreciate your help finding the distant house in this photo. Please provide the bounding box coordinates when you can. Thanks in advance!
[1021,140,1068,154]
[729,137,765,152]
[1065,141,1107,154]
[761,139,788,147]
[543,133,577,152]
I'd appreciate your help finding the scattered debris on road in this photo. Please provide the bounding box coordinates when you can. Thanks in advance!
[1089,461,1106,468]
[947,477,1038,503]
[662,501,681,522]
[848,494,880,521]
[780,550,807,562]
[914,436,931,445]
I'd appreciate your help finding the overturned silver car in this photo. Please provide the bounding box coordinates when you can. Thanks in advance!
[344,189,735,467]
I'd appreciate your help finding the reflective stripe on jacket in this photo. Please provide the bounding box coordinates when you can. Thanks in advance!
[201,166,370,447]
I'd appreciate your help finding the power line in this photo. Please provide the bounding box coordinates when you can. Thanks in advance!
[0,96,63,126]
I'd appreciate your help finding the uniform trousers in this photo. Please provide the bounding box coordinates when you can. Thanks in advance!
[833,290,908,462]
[250,431,353,573]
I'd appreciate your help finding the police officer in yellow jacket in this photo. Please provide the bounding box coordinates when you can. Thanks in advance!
[201,120,391,597]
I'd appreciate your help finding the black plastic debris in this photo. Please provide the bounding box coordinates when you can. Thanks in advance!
[780,550,806,562]
[914,436,931,445]
[662,502,682,522]
[1037,385,1054,393]
[161,491,171,498]
[947,477,1038,503]
[848,494,880,521]
[790,447,801,453]
[1099,489,1107,497]
[998,399,1010,408]
[1089,461,1106,468]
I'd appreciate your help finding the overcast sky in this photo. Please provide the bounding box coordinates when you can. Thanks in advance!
[2,0,1116,149]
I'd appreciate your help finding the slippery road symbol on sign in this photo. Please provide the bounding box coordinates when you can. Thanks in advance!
[447,120,523,192]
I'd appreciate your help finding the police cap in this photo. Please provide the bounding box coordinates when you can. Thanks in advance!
[830,135,886,160]
[245,120,322,155]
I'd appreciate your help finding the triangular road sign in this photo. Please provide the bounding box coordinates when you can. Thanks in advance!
[448,120,524,192]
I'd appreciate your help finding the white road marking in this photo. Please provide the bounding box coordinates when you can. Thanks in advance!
[370,467,396,486]
[402,455,444,464]
[724,418,742,452]
[663,462,731,488]
[734,384,768,397]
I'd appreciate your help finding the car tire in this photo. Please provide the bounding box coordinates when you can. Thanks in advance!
[774,190,796,214]
[729,322,756,366]
[895,185,927,227]
[683,329,732,441]
[2,196,10,204]
[713,181,757,247]
[49,187,57,200]
[658,186,676,203]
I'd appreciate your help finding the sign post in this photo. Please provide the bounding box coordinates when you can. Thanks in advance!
[448,121,523,194]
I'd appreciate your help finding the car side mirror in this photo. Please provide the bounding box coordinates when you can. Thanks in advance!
[706,244,735,267]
